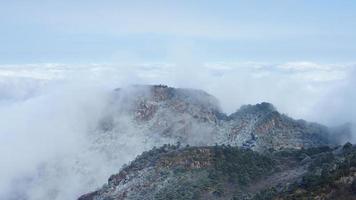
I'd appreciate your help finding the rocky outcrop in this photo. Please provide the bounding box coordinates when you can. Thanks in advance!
[99,85,347,151]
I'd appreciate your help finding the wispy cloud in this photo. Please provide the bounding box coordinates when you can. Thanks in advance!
[0,62,354,117]
[0,61,355,199]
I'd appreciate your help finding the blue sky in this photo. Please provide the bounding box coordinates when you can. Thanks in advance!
[1,0,356,64]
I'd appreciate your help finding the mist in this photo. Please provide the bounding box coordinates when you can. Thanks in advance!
[311,67,356,140]
[0,62,355,199]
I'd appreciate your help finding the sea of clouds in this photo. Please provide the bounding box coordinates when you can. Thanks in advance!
[0,62,355,199]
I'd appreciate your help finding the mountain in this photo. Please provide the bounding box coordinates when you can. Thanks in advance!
[78,143,356,200]
[77,85,353,200]
[98,85,347,151]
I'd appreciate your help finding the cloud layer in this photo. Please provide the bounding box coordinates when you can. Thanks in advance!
[0,62,355,199]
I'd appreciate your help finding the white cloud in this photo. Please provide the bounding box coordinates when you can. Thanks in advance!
[0,61,353,116]
[0,61,355,199]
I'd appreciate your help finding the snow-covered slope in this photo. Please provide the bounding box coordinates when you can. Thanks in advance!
[99,85,343,151]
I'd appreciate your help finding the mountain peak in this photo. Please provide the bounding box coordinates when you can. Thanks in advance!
[77,85,353,200]
[234,102,276,115]
[105,85,340,150]
[243,102,276,112]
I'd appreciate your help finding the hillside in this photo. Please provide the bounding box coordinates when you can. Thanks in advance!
[79,143,356,200]
[97,85,347,151]
[9,84,346,200]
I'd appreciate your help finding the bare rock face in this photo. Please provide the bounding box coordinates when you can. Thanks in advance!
[99,85,345,151]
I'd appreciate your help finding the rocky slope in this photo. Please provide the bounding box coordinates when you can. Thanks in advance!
[77,85,353,200]
[79,143,356,200]
[7,85,352,200]
[98,85,348,151]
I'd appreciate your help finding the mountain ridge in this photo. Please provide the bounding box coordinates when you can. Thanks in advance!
[103,85,348,151]
[78,143,356,200]
[77,84,352,200]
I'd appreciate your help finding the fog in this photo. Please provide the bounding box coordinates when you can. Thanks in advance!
[311,67,356,139]
[0,62,355,199]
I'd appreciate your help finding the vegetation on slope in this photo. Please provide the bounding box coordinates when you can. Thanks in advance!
[79,143,356,200]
